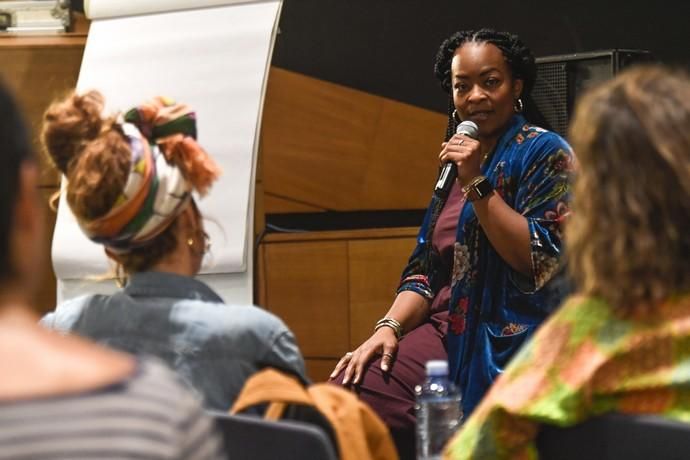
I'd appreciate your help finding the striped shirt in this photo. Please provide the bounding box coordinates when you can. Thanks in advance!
[0,358,225,460]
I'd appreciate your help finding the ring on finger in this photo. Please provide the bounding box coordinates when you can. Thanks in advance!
[456,138,465,146]
[382,352,394,359]
[345,352,353,358]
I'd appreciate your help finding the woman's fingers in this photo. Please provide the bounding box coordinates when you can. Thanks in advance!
[345,348,369,385]
[440,135,481,165]
[440,147,469,164]
[338,329,399,385]
[380,342,398,372]
[342,349,362,385]
[352,348,374,385]
[329,351,353,379]
[342,345,378,385]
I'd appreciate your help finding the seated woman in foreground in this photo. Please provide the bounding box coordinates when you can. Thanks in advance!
[444,64,690,459]
[0,81,223,459]
[40,91,307,411]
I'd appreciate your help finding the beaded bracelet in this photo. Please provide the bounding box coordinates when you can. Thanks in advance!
[374,317,404,339]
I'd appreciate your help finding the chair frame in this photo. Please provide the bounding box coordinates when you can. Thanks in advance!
[209,411,338,460]
[537,413,690,460]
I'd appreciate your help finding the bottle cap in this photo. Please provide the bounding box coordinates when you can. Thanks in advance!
[426,360,449,377]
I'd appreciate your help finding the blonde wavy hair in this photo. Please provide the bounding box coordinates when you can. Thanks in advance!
[567,65,690,310]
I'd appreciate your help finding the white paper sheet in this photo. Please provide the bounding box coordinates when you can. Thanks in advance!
[84,0,259,19]
[52,0,281,304]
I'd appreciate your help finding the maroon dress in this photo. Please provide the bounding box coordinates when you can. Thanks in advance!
[331,182,465,460]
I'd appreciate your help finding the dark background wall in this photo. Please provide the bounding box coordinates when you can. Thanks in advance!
[272,0,689,114]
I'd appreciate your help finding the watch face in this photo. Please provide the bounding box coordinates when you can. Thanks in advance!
[477,178,493,197]
[471,177,493,200]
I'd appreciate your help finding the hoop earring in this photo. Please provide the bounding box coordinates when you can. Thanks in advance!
[452,109,461,123]
[514,98,524,113]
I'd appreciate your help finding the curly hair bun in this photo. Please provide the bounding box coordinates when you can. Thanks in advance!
[42,90,108,175]
[42,90,132,220]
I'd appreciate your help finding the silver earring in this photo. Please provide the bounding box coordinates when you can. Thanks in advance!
[452,109,461,123]
[514,98,524,113]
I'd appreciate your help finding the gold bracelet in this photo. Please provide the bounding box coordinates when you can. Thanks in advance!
[461,175,486,194]
[374,317,403,339]
[461,175,493,202]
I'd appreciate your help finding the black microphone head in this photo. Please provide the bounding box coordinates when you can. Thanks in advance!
[456,120,479,139]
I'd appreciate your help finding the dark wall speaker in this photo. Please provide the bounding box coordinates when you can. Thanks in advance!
[532,50,653,138]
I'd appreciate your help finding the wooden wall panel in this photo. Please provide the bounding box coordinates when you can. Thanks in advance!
[261,67,446,213]
[0,32,86,315]
[305,358,339,383]
[0,44,85,186]
[262,240,350,357]
[264,194,326,214]
[348,234,417,348]
[257,228,419,383]
[262,67,378,211]
[363,100,444,209]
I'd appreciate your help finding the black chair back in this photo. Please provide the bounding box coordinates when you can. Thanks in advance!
[210,411,338,460]
[538,413,690,460]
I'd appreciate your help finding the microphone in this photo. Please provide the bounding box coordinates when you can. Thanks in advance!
[434,120,479,197]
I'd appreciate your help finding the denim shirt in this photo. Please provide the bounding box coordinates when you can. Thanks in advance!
[41,271,308,411]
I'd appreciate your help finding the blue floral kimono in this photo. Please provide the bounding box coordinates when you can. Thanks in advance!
[398,114,574,415]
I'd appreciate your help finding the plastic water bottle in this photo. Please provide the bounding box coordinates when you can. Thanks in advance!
[415,360,463,460]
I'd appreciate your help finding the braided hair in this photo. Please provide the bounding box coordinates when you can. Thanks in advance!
[433,28,549,140]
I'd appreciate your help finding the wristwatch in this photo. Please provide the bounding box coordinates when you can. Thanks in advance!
[462,175,494,201]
